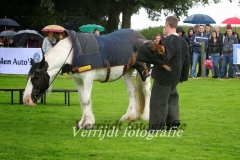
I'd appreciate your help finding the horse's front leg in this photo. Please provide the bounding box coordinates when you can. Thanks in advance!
[139,75,151,121]
[73,76,95,129]
[120,70,140,121]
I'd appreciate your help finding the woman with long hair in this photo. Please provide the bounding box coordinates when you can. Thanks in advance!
[208,31,222,78]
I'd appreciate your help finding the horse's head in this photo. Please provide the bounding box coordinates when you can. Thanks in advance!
[23,57,50,106]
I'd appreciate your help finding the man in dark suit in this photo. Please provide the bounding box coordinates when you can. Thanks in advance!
[137,16,190,131]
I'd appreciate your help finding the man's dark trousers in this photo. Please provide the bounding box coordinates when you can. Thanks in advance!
[149,81,180,130]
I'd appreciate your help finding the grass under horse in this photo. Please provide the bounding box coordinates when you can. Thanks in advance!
[23,29,161,129]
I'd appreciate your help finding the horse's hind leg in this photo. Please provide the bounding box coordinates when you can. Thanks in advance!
[120,69,140,121]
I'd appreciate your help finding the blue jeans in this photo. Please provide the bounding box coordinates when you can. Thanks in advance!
[221,54,233,78]
[210,53,220,77]
[191,52,206,77]
[189,53,193,76]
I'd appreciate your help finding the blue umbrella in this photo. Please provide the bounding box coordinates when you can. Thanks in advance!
[183,14,216,24]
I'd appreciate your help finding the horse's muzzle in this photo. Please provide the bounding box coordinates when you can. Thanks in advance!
[23,95,36,106]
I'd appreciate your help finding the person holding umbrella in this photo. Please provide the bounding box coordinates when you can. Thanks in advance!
[23,34,41,48]
[5,37,19,47]
[221,27,239,78]
[191,24,209,78]
[57,32,65,43]
[94,29,100,36]
[0,36,5,47]
[42,31,56,55]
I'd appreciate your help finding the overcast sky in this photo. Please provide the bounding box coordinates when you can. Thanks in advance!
[130,0,240,29]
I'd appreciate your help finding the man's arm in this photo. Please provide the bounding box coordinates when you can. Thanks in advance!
[180,41,190,82]
[137,43,168,65]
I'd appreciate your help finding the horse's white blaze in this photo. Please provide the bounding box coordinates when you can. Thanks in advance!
[23,36,151,128]
[23,78,35,106]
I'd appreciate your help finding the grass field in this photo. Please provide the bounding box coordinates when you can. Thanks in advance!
[0,74,239,160]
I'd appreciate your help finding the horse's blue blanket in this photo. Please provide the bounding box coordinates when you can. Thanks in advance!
[66,29,135,72]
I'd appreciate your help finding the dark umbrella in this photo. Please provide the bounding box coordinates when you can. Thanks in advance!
[79,24,105,33]
[183,14,216,24]
[0,18,20,27]
[0,30,16,38]
[12,29,44,47]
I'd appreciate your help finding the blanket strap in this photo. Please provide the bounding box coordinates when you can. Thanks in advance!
[122,58,131,75]
[102,60,111,82]
[114,56,132,81]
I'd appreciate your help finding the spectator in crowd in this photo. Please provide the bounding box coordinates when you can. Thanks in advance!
[191,24,209,78]
[5,37,19,47]
[221,28,239,78]
[42,31,56,55]
[213,25,224,76]
[194,24,199,33]
[208,31,222,78]
[23,34,41,48]
[213,25,224,41]
[0,36,5,47]
[205,24,212,39]
[94,29,100,36]
[221,24,234,76]
[154,34,161,43]
[233,32,240,43]
[176,26,187,41]
[223,24,235,37]
[205,24,212,77]
[57,32,65,43]
[186,27,194,76]
[161,27,167,42]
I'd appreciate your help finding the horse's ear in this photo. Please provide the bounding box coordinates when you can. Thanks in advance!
[44,61,49,71]
[39,57,45,69]
[30,58,35,65]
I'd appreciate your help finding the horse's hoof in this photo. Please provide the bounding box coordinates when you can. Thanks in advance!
[83,123,94,129]
[120,114,138,122]
[76,120,82,130]
[141,114,149,121]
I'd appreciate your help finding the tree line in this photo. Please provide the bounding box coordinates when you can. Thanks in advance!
[0,0,235,33]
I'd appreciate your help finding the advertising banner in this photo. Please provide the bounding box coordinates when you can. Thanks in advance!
[233,44,240,78]
[0,48,42,74]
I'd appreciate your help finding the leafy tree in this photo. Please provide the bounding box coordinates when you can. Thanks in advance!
[0,0,238,33]
[0,0,57,31]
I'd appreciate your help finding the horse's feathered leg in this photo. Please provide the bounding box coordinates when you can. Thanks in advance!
[136,73,151,121]
[120,69,140,121]
[71,72,95,129]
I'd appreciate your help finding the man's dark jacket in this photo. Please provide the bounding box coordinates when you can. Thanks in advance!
[137,34,190,86]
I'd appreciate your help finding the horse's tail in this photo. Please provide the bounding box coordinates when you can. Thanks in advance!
[136,72,145,114]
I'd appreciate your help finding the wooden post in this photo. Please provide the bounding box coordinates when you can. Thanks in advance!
[201,43,205,78]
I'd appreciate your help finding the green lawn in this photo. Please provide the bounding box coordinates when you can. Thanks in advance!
[0,74,239,160]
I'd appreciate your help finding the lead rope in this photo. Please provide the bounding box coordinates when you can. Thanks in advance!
[47,45,73,89]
